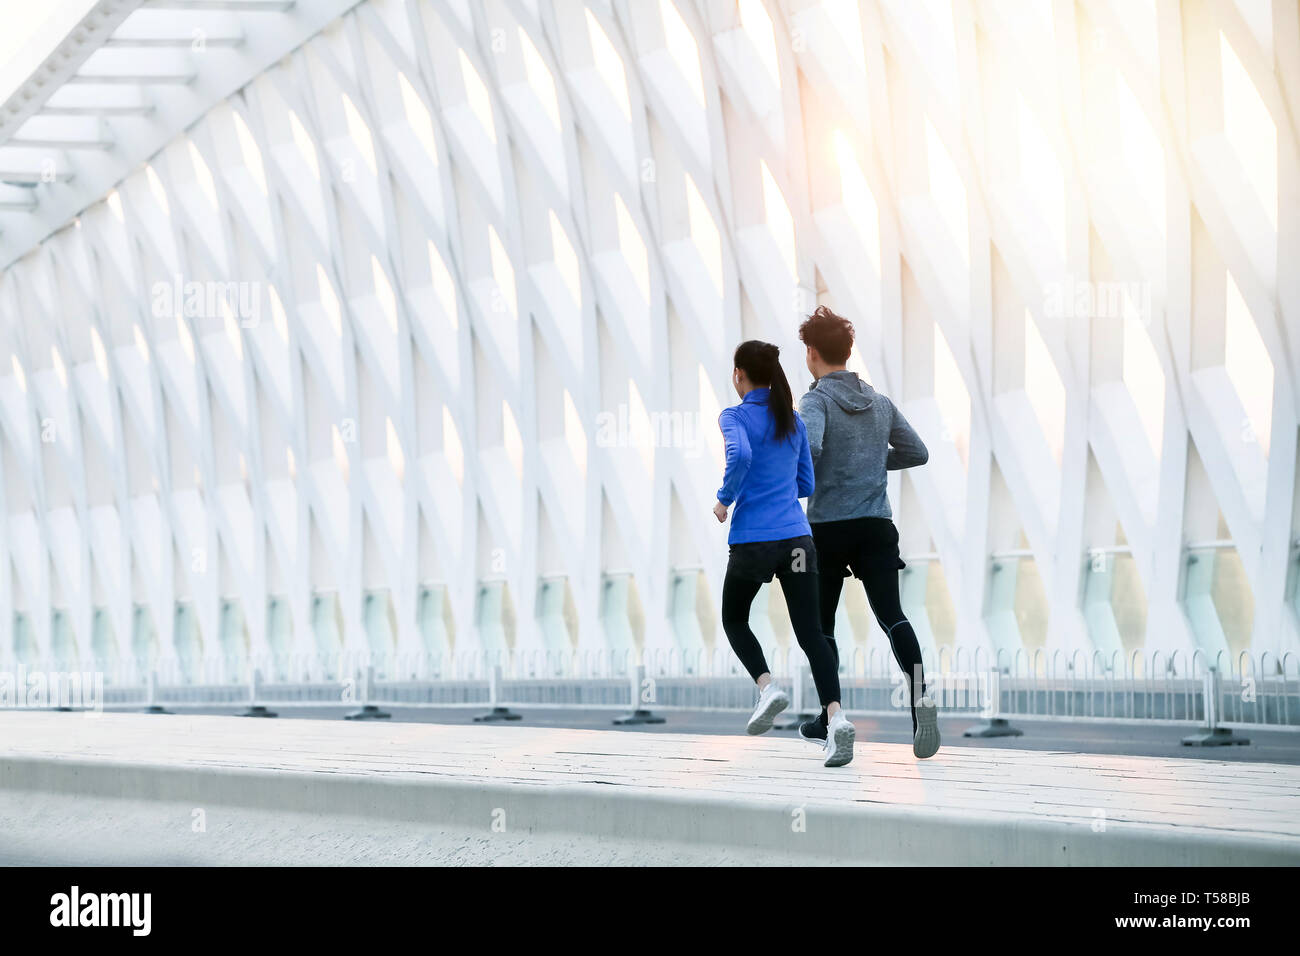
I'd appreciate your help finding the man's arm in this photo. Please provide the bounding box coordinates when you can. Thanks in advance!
[886,399,929,469]
[797,392,826,459]
[716,407,753,505]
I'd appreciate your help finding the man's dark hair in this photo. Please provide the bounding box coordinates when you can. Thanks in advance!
[798,306,855,365]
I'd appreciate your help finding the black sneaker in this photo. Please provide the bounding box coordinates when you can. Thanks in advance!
[798,711,827,745]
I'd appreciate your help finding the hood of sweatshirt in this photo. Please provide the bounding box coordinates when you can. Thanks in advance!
[812,370,874,413]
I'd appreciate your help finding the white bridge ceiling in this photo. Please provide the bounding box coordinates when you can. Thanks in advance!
[0,0,363,268]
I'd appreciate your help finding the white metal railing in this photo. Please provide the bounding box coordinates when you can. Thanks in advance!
[1,646,1296,731]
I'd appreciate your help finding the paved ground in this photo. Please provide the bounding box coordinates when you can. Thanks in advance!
[0,790,768,866]
[99,703,1300,764]
[2,712,1297,865]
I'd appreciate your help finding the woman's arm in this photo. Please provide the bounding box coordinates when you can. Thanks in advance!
[795,416,815,498]
[716,407,753,505]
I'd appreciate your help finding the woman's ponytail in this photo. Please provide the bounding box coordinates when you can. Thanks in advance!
[765,350,796,441]
[733,340,797,442]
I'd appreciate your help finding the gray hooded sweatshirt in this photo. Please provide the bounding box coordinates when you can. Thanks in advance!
[797,370,929,524]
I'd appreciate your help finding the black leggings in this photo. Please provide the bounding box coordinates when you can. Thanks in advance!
[721,560,841,709]
[820,568,926,732]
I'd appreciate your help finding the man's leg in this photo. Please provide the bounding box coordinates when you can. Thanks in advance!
[809,524,847,729]
[859,566,926,734]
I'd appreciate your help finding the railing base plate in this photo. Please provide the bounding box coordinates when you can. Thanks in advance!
[613,709,665,725]
[963,717,1024,738]
[474,707,522,722]
[1181,727,1249,747]
[241,705,278,718]
[345,705,392,721]
[774,710,817,731]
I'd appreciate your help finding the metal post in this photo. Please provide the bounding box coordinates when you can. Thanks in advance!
[241,667,277,717]
[346,664,391,720]
[963,665,1023,738]
[614,663,665,725]
[1182,667,1248,746]
[475,664,522,721]
[142,668,171,714]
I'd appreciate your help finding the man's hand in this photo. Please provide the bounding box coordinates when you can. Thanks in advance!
[713,501,728,523]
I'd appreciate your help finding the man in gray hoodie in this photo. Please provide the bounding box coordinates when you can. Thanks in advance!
[796,306,939,759]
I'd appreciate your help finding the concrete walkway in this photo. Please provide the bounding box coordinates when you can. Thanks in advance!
[1,712,1296,865]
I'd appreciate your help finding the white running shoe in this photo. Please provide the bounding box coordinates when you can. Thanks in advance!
[913,696,940,759]
[823,710,856,767]
[746,682,789,735]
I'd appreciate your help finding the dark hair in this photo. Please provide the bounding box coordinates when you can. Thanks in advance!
[733,340,796,442]
[798,305,855,365]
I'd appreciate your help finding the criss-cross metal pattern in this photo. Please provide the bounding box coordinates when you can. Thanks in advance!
[0,0,1295,682]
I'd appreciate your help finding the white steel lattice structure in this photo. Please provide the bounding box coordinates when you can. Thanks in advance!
[0,0,1297,681]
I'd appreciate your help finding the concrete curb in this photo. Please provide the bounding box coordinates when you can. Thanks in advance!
[2,755,1296,865]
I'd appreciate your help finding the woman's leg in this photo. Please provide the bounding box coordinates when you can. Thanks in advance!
[776,564,841,712]
[860,566,926,733]
[720,570,770,684]
[724,566,793,736]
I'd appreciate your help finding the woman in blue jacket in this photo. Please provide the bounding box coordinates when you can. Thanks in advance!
[714,340,855,767]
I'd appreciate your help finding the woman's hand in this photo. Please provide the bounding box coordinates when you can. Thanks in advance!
[713,501,729,523]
